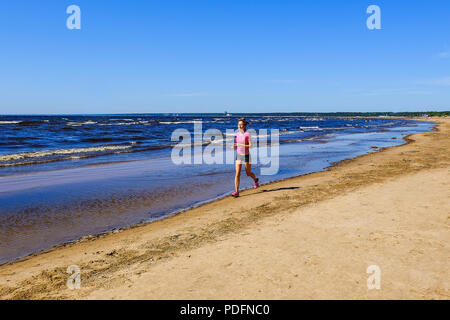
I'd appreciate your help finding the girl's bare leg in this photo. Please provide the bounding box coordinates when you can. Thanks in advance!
[235,161,242,192]
[244,162,258,182]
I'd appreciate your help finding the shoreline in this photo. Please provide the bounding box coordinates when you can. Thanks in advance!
[0,116,448,299]
[0,118,431,267]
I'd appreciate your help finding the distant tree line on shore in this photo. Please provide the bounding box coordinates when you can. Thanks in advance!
[224,111,450,117]
[305,111,449,117]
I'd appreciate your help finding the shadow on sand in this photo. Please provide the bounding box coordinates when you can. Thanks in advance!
[234,186,300,198]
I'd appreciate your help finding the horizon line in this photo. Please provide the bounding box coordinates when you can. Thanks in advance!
[1,111,449,116]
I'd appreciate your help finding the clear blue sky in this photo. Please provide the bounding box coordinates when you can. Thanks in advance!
[0,0,449,114]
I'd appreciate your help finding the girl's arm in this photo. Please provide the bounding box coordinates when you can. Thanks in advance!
[235,142,252,147]
[247,134,253,148]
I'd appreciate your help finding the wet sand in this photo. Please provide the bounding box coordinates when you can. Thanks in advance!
[0,117,449,300]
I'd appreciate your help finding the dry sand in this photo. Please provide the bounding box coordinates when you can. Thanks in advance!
[0,117,449,300]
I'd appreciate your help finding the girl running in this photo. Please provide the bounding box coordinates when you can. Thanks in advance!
[232,118,259,197]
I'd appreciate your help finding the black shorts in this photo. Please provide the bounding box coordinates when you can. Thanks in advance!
[236,153,251,163]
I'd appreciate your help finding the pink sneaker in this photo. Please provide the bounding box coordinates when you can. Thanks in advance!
[231,191,239,198]
[253,178,259,189]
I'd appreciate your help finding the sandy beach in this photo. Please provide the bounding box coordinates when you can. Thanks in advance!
[0,117,448,300]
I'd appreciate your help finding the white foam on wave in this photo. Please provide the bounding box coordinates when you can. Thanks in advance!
[100,121,150,126]
[159,120,205,125]
[0,121,21,124]
[67,121,98,126]
[299,126,321,130]
[0,145,132,161]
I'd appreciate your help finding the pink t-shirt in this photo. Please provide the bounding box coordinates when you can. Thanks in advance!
[236,131,251,155]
